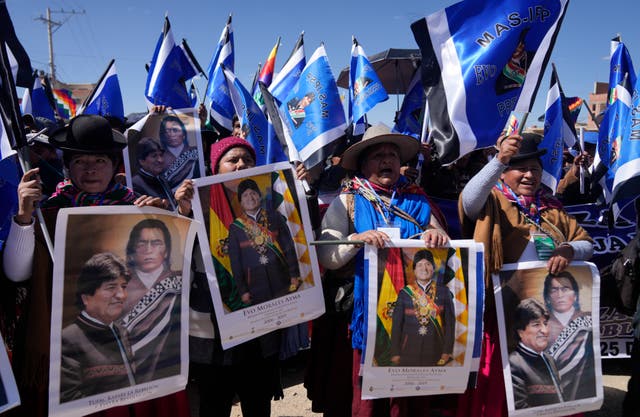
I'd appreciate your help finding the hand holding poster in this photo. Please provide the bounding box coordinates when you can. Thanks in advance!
[361,239,483,398]
[493,261,603,417]
[48,206,196,417]
[191,162,323,349]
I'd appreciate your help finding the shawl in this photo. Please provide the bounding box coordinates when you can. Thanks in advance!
[43,179,136,208]
[459,189,593,287]
[348,176,433,350]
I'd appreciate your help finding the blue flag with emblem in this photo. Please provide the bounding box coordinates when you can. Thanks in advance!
[269,32,305,105]
[349,37,388,135]
[392,69,424,139]
[222,65,286,165]
[206,14,235,132]
[21,72,56,122]
[145,17,203,109]
[280,44,347,169]
[608,40,636,105]
[79,59,125,122]
[597,73,633,203]
[411,0,569,165]
[610,75,640,218]
[540,65,577,192]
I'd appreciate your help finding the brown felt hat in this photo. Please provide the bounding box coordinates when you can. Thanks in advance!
[340,123,420,171]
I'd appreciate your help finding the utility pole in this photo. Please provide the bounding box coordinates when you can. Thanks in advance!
[34,7,86,85]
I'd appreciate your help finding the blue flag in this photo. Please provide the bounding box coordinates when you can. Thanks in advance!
[0,153,19,250]
[597,74,633,202]
[349,38,388,133]
[145,17,202,109]
[79,59,125,121]
[222,66,286,165]
[540,66,576,192]
[21,73,56,122]
[392,69,424,139]
[206,15,235,132]
[411,0,569,165]
[611,75,640,217]
[281,44,347,169]
[269,32,305,105]
[608,41,636,105]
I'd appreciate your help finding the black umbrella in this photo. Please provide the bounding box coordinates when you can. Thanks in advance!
[337,48,421,95]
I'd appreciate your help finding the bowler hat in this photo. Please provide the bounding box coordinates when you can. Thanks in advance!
[509,133,547,164]
[340,123,420,171]
[49,114,127,153]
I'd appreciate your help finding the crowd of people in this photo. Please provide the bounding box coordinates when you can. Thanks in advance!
[0,105,636,417]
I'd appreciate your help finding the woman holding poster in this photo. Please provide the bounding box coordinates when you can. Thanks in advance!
[316,124,449,417]
[457,133,594,417]
[1,115,187,416]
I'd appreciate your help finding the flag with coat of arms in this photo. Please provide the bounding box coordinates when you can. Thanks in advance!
[411,0,569,165]
[280,44,346,169]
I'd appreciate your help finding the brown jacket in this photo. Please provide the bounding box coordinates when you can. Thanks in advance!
[458,189,593,285]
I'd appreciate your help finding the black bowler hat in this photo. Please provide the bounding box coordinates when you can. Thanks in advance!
[48,114,127,153]
[509,133,547,164]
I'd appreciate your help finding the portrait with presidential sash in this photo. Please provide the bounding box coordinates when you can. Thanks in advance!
[191,162,323,349]
[361,240,482,399]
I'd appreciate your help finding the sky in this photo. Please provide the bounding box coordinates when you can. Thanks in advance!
[7,0,640,129]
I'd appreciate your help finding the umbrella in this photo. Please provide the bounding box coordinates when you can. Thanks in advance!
[337,48,421,95]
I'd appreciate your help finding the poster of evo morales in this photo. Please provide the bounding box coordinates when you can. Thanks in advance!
[361,240,483,399]
[191,162,323,349]
[124,108,206,200]
[494,261,603,417]
[48,206,196,417]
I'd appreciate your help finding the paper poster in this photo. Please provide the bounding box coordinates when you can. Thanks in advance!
[191,162,323,349]
[124,108,206,201]
[49,206,196,416]
[494,261,603,417]
[361,239,482,398]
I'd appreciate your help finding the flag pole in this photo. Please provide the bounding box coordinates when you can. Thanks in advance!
[579,126,585,194]
[0,38,54,259]
[581,98,600,130]
[415,87,430,184]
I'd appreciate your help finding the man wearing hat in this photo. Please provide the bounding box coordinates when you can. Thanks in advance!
[390,249,455,367]
[457,132,594,417]
[316,123,449,416]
